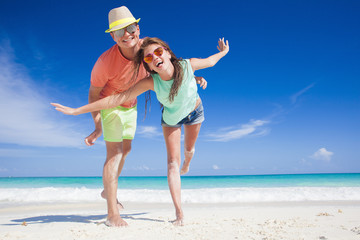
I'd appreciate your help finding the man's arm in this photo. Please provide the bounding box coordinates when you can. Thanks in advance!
[88,85,103,127]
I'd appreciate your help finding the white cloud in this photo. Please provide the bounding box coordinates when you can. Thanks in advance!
[137,125,163,138]
[0,39,85,148]
[290,83,315,104]
[311,148,334,162]
[212,165,219,170]
[126,165,152,171]
[206,119,270,142]
[139,165,150,171]
[300,158,312,166]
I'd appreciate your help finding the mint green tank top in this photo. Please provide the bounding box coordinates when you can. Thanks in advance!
[152,59,199,125]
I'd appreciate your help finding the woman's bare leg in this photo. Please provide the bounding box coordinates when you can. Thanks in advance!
[180,123,202,175]
[162,126,184,226]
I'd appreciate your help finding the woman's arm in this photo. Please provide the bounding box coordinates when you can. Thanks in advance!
[190,38,229,71]
[51,76,154,115]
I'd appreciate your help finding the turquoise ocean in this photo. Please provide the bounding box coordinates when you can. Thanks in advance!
[1,173,360,205]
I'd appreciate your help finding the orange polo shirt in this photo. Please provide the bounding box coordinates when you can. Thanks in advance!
[91,43,147,108]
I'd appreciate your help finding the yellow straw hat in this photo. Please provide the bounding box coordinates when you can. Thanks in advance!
[105,6,140,33]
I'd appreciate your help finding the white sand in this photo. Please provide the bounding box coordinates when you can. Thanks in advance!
[1,201,360,240]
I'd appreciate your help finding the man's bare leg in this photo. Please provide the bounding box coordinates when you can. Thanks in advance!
[101,139,132,211]
[103,141,127,227]
[101,190,124,210]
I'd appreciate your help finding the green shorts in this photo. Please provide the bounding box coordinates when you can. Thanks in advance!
[100,105,137,142]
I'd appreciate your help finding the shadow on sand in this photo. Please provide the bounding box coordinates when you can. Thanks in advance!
[4,212,166,226]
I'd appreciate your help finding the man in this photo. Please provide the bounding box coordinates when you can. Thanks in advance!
[85,6,206,227]
[86,6,147,227]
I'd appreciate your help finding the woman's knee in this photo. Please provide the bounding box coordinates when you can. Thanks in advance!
[184,147,195,154]
[167,160,180,171]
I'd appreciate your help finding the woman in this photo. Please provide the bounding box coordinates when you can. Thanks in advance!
[52,37,229,225]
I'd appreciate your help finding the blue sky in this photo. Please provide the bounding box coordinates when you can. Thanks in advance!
[0,0,359,177]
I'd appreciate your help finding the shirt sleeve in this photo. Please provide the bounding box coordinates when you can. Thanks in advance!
[90,58,108,87]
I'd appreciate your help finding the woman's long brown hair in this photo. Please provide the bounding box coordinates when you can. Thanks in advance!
[132,37,184,103]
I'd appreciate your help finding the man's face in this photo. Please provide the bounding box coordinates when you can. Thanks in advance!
[111,23,140,49]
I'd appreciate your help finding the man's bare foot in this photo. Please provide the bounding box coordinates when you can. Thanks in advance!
[171,211,184,226]
[101,190,124,210]
[171,217,185,226]
[105,214,128,227]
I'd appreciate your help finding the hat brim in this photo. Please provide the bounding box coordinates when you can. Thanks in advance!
[105,18,140,33]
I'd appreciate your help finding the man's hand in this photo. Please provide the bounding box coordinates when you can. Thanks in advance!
[195,76,207,90]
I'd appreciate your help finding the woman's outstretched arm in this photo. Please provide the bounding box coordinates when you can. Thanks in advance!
[190,38,229,71]
[51,76,154,115]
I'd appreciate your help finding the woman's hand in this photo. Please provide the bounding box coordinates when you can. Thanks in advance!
[217,37,229,54]
[51,103,78,115]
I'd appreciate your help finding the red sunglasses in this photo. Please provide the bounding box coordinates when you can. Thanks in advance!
[143,47,166,63]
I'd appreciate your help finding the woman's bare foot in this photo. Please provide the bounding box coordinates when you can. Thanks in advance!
[180,148,195,175]
[105,214,128,227]
[101,190,124,210]
[180,163,190,175]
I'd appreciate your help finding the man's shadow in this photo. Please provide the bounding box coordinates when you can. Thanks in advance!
[4,212,165,226]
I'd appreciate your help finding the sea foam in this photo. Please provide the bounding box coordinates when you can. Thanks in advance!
[1,187,360,204]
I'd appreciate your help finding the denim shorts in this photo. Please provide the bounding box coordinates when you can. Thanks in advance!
[161,102,205,128]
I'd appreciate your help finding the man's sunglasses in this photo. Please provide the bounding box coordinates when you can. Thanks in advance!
[113,24,137,38]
